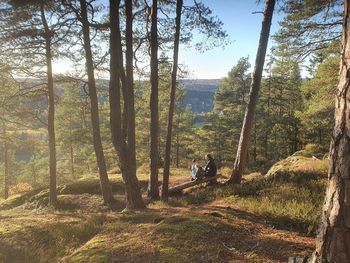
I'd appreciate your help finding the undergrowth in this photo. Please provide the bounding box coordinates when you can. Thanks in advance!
[0,214,107,263]
[173,152,328,236]
[0,145,327,262]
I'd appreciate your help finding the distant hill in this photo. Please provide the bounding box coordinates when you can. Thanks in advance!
[93,78,222,113]
[16,78,222,114]
[180,79,222,113]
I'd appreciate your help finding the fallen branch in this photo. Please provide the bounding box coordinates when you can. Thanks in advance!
[168,174,221,195]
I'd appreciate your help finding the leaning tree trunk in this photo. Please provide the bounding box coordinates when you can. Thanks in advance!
[148,0,160,199]
[228,0,276,184]
[109,0,144,210]
[79,0,114,205]
[161,0,183,201]
[311,1,350,262]
[40,4,57,206]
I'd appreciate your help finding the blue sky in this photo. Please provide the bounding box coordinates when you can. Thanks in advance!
[53,0,284,80]
[180,0,284,79]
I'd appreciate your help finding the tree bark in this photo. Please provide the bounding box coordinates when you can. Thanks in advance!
[228,0,276,184]
[124,0,145,209]
[168,174,221,195]
[148,0,160,199]
[311,1,350,262]
[253,123,257,163]
[32,155,37,188]
[109,0,144,210]
[161,0,183,200]
[79,0,114,205]
[176,133,179,168]
[3,127,9,200]
[293,123,298,154]
[69,126,75,179]
[40,4,57,206]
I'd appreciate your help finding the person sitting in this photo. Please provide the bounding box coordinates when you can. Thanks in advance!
[191,159,205,181]
[191,159,198,181]
[204,154,217,178]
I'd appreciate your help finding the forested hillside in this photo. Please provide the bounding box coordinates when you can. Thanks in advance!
[0,0,348,262]
[181,79,221,112]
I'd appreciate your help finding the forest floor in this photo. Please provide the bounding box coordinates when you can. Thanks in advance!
[0,145,328,263]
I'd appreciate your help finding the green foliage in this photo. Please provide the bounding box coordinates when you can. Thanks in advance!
[200,54,303,169]
[135,61,195,168]
[298,56,338,145]
[273,0,342,62]
[193,57,251,165]
[256,55,303,164]
[56,81,95,180]
[0,0,339,261]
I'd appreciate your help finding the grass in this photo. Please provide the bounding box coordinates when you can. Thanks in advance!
[223,178,326,235]
[0,213,107,263]
[154,178,326,237]
[61,208,314,263]
[0,146,327,262]
[0,167,187,211]
[174,146,328,235]
[0,175,150,211]
[0,192,316,263]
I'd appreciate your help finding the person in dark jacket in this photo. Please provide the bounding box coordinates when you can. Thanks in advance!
[204,154,217,178]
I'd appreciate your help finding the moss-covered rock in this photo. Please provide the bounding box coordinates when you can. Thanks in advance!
[265,144,328,180]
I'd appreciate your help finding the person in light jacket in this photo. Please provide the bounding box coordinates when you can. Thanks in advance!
[191,159,198,180]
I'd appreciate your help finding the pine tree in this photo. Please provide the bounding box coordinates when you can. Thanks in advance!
[76,0,115,205]
[311,1,350,261]
[228,0,276,184]
[0,0,65,206]
[274,0,342,61]
[162,0,183,201]
[148,0,160,200]
[109,0,145,210]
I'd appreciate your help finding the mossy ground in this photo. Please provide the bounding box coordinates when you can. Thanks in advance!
[0,150,327,262]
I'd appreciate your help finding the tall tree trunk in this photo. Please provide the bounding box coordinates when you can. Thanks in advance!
[311,1,350,262]
[79,0,114,205]
[124,0,145,209]
[228,0,276,184]
[148,0,160,199]
[161,0,183,200]
[253,123,257,163]
[32,154,37,188]
[264,69,272,160]
[69,126,75,179]
[4,144,9,200]
[293,123,298,154]
[81,101,87,129]
[3,126,9,200]
[176,133,179,168]
[218,134,222,163]
[40,4,57,206]
[109,0,144,210]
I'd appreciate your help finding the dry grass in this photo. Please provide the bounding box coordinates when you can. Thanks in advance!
[0,148,327,262]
